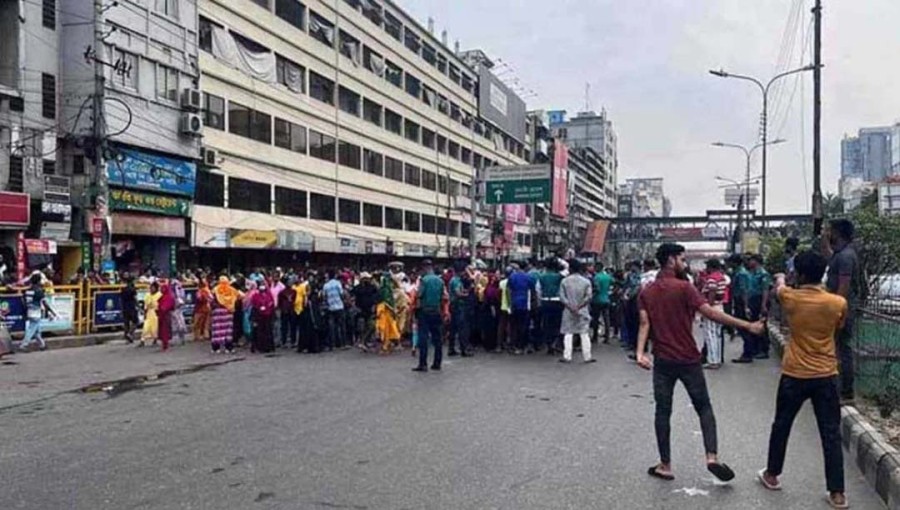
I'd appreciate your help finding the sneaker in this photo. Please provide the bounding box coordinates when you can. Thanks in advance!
[827,492,849,509]
[430,365,441,371]
[460,352,474,358]
[757,469,782,491]
[753,353,770,360]
[731,357,753,364]
[585,359,597,364]
[558,358,571,363]
[412,366,428,372]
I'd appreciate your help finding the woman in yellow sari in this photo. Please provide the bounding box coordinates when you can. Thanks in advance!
[375,274,401,353]
[140,282,161,346]
[393,275,410,339]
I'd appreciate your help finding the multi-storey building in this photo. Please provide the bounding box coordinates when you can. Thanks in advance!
[193,0,530,266]
[549,109,617,197]
[841,127,893,181]
[617,178,670,218]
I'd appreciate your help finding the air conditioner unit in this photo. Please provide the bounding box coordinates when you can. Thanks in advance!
[200,147,218,167]
[180,113,202,136]
[180,88,202,111]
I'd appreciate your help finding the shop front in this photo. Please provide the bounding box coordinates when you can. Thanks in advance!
[0,191,30,282]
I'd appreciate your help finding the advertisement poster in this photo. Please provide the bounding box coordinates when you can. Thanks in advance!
[551,141,569,218]
[107,146,197,197]
[0,293,75,333]
[94,288,197,328]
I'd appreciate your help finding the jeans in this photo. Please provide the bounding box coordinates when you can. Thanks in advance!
[540,301,564,350]
[623,298,639,350]
[326,310,345,349]
[280,310,292,347]
[836,315,855,399]
[766,375,844,492]
[449,303,473,353]
[510,309,531,350]
[653,359,718,464]
[417,311,443,368]
[590,302,610,341]
[20,318,45,350]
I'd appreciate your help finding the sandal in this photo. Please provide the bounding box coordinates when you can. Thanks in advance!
[707,462,735,482]
[827,492,849,509]
[647,465,675,481]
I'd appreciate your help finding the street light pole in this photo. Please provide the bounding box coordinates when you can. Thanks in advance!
[712,139,785,231]
[709,65,816,231]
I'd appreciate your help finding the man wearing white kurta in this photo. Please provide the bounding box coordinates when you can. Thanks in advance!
[558,260,596,363]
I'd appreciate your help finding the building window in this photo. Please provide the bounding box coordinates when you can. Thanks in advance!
[42,0,56,29]
[363,203,383,227]
[8,156,23,192]
[437,217,448,236]
[363,99,382,127]
[404,73,421,99]
[199,17,214,52]
[338,86,360,116]
[153,0,178,18]
[450,102,461,122]
[276,55,305,93]
[422,43,436,66]
[385,207,403,230]
[473,153,483,169]
[41,73,55,119]
[229,103,270,144]
[421,128,435,150]
[385,60,402,88]
[449,220,459,237]
[363,46,384,76]
[309,11,335,48]
[461,147,471,165]
[438,175,448,195]
[195,171,224,207]
[363,0,382,24]
[339,30,361,63]
[203,93,225,130]
[108,48,137,89]
[404,211,420,232]
[309,71,335,105]
[437,135,447,154]
[251,0,269,7]
[461,222,471,240]
[421,214,436,234]
[275,0,305,30]
[155,65,179,103]
[422,85,436,108]
[339,199,361,224]
[228,177,271,213]
[338,141,361,169]
[436,53,447,74]
[437,94,449,115]
[448,64,461,85]
[383,11,402,41]
[404,119,420,143]
[42,159,55,175]
[275,186,307,217]
[384,156,403,182]
[310,193,335,221]
[404,164,421,187]
[363,149,383,176]
[274,118,307,153]
[384,109,402,135]
[462,74,475,96]
[404,29,420,55]
[72,155,85,175]
[309,130,336,161]
[422,170,436,191]
[448,140,460,160]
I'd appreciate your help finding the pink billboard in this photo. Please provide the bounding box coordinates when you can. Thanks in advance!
[551,141,569,218]
[503,204,527,223]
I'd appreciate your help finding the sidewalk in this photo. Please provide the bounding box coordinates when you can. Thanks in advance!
[0,340,241,410]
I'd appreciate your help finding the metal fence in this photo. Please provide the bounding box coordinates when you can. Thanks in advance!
[853,308,900,408]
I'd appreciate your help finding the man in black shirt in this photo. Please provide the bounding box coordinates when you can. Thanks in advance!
[352,272,380,349]
[121,274,138,343]
[824,219,860,402]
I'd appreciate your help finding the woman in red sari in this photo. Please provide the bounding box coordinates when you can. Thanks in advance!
[251,281,276,353]
[157,282,176,351]
[193,279,212,341]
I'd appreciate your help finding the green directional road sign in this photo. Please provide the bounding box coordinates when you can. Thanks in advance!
[484,164,552,205]
[486,179,552,204]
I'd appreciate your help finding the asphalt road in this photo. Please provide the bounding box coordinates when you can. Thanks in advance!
[0,340,885,510]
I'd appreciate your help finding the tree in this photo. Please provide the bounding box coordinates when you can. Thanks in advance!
[841,194,900,298]
[823,192,844,217]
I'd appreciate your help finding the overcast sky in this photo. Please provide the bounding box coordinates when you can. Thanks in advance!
[397,0,900,215]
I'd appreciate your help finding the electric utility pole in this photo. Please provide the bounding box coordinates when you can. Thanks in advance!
[812,0,824,237]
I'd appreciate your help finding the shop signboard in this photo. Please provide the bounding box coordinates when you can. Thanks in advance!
[41,222,71,241]
[108,146,197,197]
[109,189,192,217]
[405,244,423,257]
[551,141,569,218]
[111,213,185,238]
[370,241,387,254]
[16,232,26,280]
[277,230,314,251]
[0,293,75,333]
[229,229,277,249]
[0,191,29,227]
[193,224,228,248]
[339,238,360,254]
[24,239,58,255]
[316,237,340,253]
[41,201,72,222]
[80,240,91,272]
[582,220,610,254]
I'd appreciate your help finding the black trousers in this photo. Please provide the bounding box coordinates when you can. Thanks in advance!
[653,359,718,464]
[836,315,855,399]
[766,375,844,492]
[590,302,610,341]
[280,310,292,347]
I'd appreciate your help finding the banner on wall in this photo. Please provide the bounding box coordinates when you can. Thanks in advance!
[0,293,76,333]
[582,220,611,254]
[229,229,277,249]
[551,141,569,218]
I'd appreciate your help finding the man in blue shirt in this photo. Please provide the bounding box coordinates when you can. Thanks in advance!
[507,263,536,354]
[322,270,346,350]
[591,263,614,344]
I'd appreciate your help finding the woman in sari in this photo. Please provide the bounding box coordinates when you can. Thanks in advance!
[242,280,258,345]
[482,272,502,351]
[140,282,161,346]
[211,276,238,354]
[251,281,276,353]
[375,274,401,354]
[157,282,176,351]
[170,279,188,345]
[193,279,212,342]
[393,275,411,339]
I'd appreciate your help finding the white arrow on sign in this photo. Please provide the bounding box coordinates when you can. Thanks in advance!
[494,188,504,201]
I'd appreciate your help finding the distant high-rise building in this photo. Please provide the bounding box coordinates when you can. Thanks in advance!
[841,127,893,181]
[550,110,618,197]
[617,178,670,218]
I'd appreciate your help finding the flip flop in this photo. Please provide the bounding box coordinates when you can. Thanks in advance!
[707,462,735,482]
[647,466,675,481]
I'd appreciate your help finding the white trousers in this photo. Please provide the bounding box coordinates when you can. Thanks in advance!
[703,306,723,365]
[563,333,592,361]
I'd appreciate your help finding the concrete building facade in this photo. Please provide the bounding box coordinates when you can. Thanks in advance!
[617,178,671,218]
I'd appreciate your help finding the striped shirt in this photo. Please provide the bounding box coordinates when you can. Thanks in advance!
[702,271,728,306]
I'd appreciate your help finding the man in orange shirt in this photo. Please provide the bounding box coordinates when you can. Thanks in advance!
[758,250,848,509]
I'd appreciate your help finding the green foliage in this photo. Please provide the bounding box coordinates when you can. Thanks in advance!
[836,193,900,295]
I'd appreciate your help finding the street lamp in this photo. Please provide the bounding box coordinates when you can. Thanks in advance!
[712,139,786,226]
[709,64,816,230]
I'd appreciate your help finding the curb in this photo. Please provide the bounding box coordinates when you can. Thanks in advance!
[770,319,900,509]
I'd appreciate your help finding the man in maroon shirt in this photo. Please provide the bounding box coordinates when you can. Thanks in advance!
[638,243,764,482]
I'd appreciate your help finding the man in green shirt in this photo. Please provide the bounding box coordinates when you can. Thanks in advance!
[538,258,564,354]
[733,254,772,363]
[591,263,614,343]
[414,260,448,372]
